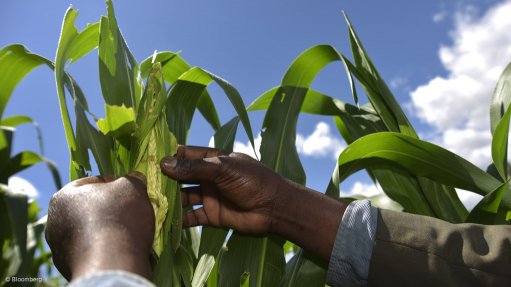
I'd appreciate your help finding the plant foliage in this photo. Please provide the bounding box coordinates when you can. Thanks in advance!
[1,0,510,286]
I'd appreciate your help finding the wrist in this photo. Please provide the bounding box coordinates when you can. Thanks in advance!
[269,178,315,237]
[70,230,152,281]
[269,178,347,261]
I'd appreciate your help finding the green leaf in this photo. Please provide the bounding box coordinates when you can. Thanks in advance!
[213,117,240,152]
[0,45,53,118]
[75,103,115,176]
[344,13,416,137]
[54,7,102,179]
[98,0,141,108]
[259,86,306,184]
[2,188,28,268]
[466,180,509,224]
[192,253,216,287]
[219,234,284,287]
[1,115,47,158]
[141,51,187,82]
[153,242,182,287]
[0,128,14,172]
[197,92,222,131]
[1,151,44,181]
[97,104,136,138]
[251,88,465,221]
[223,45,362,287]
[141,52,222,132]
[337,132,509,208]
[166,67,254,148]
[280,250,327,287]
[66,22,100,64]
[492,89,511,180]
[1,116,33,127]
[490,62,511,134]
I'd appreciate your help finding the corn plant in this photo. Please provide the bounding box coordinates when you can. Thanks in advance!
[0,47,63,284]
[4,0,511,286]
[243,13,511,287]
[2,0,255,285]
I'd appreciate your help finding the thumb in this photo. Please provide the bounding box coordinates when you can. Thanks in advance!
[160,156,221,182]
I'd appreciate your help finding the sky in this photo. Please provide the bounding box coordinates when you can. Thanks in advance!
[1,0,510,213]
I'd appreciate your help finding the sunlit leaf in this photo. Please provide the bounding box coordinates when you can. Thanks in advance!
[490,62,511,134]
[466,180,509,224]
[0,45,53,118]
[344,13,416,137]
[337,133,509,209]
[492,91,511,180]
[166,67,254,148]
[97,104,136,139]
[98,0,141,108]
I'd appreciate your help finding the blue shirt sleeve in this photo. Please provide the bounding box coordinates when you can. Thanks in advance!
[69,270,155,287]
[326,200,379,287]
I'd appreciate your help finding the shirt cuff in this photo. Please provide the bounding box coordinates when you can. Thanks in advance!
[326,200,378,287]
[69,270,155,287]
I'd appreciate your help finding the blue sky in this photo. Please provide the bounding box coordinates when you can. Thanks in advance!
[1,0,509,212]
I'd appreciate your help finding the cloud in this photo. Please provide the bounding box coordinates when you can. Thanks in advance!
[340,181,382,198]
[8,176,38,198]
[296,122,345,160]
[456,189,483,211]
[208,134,262,158]
[390,76,408,90]
[433,10,448,23]
[233,134,262,159]
[224,121,345,160]
[410,0,511,169]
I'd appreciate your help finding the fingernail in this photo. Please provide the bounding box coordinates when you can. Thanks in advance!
[161,157,177,169]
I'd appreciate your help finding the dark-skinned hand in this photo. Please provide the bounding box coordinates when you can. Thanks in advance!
[45,174,154,282]
[161,146,346,261]
[45,145,346,283]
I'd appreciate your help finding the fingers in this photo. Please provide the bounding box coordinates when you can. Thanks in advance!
[176,145,229,159]
[182,208,209,228]
[160,157,221,182]
[181,186,202,207]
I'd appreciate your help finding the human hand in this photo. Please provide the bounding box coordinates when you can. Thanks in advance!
[45,174,154,281]
[160,146,287,235]
[161,145,346,261]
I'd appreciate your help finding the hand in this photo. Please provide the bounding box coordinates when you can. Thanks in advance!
[160,146,285,235]
[161,146,347,261]
[45,174,154,281]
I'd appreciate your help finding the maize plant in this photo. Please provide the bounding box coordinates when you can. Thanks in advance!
[0,47,63,285]
[2,0,511,286]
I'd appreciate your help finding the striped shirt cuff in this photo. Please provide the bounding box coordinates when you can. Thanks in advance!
[69,270,154,287]
[326,200,378,287]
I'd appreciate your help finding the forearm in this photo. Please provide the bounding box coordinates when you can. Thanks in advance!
[271,178,347,261]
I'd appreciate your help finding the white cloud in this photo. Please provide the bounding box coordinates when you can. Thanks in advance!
[410,0,511,169]
[390,76,408,90]
[340,181,382,198]
[8,176,38,198]
[225,121,345,160]
[433,10,448,23]
[208,134,262,158]
[233,134,262,159]
[296,122,345,160]
[456,189,483,211]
